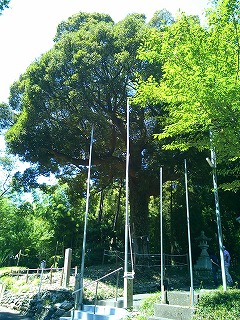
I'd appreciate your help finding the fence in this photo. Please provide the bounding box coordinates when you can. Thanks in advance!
[102,249,189,268]
[7,252,190,297]
[9,266,77,287]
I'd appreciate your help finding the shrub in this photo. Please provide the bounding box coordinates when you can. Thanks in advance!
[126,292,160,320]
[193,289,240,320]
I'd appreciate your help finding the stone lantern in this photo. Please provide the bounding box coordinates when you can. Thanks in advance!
[194,231,212,270]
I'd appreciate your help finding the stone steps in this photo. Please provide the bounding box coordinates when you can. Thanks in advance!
[60,291,199,320]
[148,291,198,320]
[60,304,128,320]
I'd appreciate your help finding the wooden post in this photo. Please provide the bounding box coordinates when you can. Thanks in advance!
[50,266,53,284]
[74,266,78,276]
[63,248,72,288]
[74,273,81,309]
[60,268,64,287]
[26,269,29,283]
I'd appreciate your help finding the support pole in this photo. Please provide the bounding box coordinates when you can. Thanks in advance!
[124,98,133,309]
[160,167,165,303]
[209,130,227,291]
[77,127,94,308]
[184,159,194,306]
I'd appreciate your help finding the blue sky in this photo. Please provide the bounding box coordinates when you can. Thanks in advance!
[0,0,210,103]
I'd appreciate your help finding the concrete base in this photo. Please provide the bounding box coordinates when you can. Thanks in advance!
[149,291,198,320]
[97,293,152,309]
[166,291,199,306]
[151,304,195,320]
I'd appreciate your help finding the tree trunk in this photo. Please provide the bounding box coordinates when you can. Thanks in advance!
[129,175,150,243]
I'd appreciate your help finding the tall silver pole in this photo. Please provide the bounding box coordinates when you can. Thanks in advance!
[78,126,94,308]
[124,98,130,279]
[209,130,227,291]
[184,159,194,306]
[160,167,164,303]
[124,98,132,308]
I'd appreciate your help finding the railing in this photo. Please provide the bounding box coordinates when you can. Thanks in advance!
[72,267,123,313]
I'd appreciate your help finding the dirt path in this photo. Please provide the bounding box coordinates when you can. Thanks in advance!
[0,306,33,320]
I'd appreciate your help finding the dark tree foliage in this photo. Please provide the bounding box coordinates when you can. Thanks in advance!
[148,9,175,29]
[5,11,174,241]
[0,103,13,129]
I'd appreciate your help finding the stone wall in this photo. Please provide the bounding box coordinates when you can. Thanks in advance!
[0,289,74,320]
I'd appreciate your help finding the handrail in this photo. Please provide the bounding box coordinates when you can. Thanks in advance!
[72,266,123,295]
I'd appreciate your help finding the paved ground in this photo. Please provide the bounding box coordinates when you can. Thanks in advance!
[0,306,33,320]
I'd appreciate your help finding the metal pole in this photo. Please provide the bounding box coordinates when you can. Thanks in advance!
[78,126,94,308]
[124,98,130,279]
[38,260,46,299]
[160,167,165,303]
[184,159,194,306]
[124,98,132,308]
[209,130,227,291]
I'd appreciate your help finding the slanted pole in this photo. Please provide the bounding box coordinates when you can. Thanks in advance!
[209,130,227,291]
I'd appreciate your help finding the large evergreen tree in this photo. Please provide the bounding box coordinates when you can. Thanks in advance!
[5,12,173,242]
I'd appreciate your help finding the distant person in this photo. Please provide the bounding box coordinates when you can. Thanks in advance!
[223,246,233,286]
[209,252,219,286]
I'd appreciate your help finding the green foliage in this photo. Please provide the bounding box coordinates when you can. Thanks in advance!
[0,154,18,196]
[0,103,13,130]
[148,9,175,29]
[0,0,10,14]
[4,10,170,239]
[193,290,240,319]
[54,12,114,42]
[137,0,240,164]
[126,292,160,319]
[138,292,160,316]
[0,275,14,289]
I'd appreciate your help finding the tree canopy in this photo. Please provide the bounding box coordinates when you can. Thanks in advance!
[136,0,240,191]
[4,4,240,265]
[137,0,240,160]
[5,11,171,239]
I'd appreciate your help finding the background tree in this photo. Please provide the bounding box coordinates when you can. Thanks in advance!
[137,0,240,181]
[136,0,240,260]
[5,11,175,245]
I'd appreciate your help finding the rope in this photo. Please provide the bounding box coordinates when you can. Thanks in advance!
[128,224,135,277]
